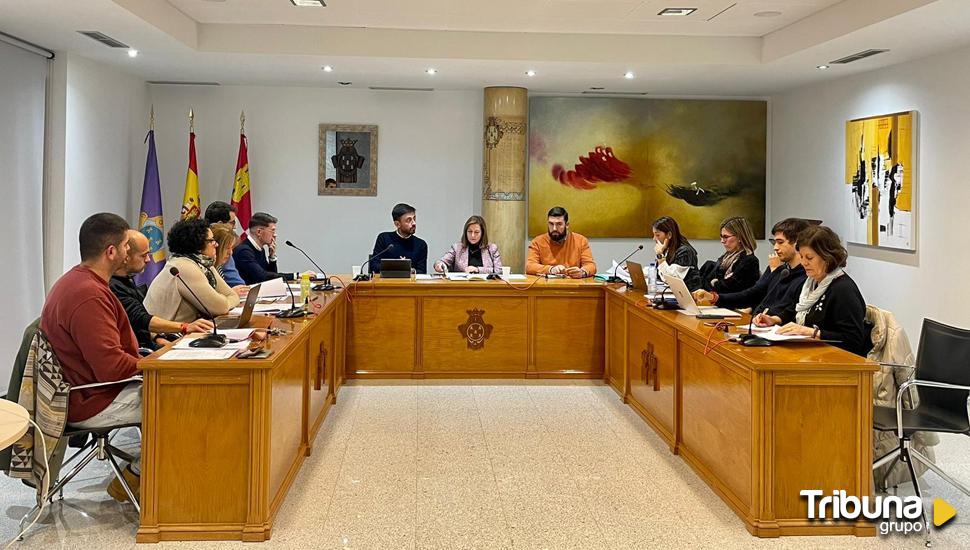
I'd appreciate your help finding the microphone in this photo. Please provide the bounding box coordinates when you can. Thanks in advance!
[608,244,644,283]
[285,240,335,291]
[355,244,395,281]
[485,245,500,279]
[169,266,227,348]
[277,273,308,319]
[740,307,772,346]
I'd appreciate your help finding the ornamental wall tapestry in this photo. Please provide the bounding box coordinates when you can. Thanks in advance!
[844,111,916,250]
[318,124,378,196]
[527,97,767,238]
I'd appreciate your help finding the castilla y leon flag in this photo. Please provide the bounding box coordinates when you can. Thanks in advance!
[231,132,252,237]
[135,129,165,285]
[180,131,201,220]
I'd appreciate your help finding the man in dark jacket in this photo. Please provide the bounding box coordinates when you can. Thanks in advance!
[693,218,811,323]
[110,230,212,349]
[232,212,313,284]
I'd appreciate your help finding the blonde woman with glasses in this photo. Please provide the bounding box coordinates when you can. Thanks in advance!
[699,216,760,294]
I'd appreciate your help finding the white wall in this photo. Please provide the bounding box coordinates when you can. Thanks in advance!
[147,85,483,276]
[45,52,149,279]
[771,42,970,341]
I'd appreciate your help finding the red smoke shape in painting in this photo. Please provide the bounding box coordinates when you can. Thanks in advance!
[551,146,632,190]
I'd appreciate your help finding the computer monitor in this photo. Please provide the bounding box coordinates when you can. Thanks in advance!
[380,258,412,279]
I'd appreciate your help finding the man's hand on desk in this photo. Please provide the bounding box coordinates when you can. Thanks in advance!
[565,266,587,279]
[548,265,566,275]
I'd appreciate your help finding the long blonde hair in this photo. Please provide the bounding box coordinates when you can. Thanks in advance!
[720,217,757,255]
[209,223,236,267]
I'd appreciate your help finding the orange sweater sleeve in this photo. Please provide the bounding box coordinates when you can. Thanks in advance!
[576,234,597,275]
[526,237,549,275]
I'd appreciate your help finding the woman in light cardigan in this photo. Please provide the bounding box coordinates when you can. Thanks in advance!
[145,219,240,323]
[434,215,503,274]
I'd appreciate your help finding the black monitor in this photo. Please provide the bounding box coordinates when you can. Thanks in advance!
[380,258,412,279]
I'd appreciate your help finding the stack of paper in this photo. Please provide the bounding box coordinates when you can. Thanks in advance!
[257,278,288,298]
[159,349,239,360]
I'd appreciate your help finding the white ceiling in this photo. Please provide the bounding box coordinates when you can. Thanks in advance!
[167,0,843,37]
[1,0,969,95]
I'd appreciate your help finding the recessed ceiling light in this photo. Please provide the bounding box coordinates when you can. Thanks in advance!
[337,81,352,86]
[624,71,635,79]
[426,68,437,75]
[658,7,697,16]
[753,11,782,18]
[322,65,333,72]
[816,65,829,70]
[526,70,536,77]
[290,0,326,6]
[127,49,138,58]
[589,86,605,90]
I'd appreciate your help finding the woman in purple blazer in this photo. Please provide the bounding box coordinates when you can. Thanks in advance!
[433,215,503,274]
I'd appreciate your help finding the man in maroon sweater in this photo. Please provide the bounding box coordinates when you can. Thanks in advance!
[41,212,142,502]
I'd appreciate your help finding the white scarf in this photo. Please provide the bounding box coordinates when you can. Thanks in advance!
[795,267,844,325]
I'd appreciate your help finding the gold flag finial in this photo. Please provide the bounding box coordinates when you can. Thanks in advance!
[240,110,245,133]
[149,104,155,131]
[189,108,195,132]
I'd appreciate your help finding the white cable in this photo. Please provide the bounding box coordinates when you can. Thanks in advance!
[4,417,50,549]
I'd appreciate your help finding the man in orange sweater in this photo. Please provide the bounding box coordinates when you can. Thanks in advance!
[526,206,597,277]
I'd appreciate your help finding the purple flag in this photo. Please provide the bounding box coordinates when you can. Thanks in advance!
[135,130,166,285]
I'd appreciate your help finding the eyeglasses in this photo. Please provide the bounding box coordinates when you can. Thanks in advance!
[719,234,735,241]
[205,238,218,245]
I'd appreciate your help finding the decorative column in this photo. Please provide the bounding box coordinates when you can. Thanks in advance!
[482,87,528,272]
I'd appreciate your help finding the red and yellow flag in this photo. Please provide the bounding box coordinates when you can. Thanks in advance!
[180,131,201,220]
[231,132,252,235]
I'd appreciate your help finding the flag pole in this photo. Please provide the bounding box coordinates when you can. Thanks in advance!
[240,110,245,134]
[189,108,194,133]
[149,104,155,131]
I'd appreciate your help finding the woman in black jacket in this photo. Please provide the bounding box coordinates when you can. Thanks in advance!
[652,216,701,291]
[700,216,761,293]
[774,225,871,357]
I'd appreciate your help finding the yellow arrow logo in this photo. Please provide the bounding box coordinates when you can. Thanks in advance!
[933,498,956,527]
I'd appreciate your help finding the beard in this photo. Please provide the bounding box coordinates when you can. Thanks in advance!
[548,229,566,243]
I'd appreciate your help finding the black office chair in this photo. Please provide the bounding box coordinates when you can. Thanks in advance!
[873,319,970,533]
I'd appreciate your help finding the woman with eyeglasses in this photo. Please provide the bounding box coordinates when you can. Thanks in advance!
[652,216,702,291]
[699,216,761,294]
[145,218,240,324]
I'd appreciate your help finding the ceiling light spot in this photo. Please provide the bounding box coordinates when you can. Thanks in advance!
[426,68,437,75]
[589,86,605,90]
[623,71,635,79]
[290,0,326,6]
[322,65,333,72]
[127,49,138,58]
[526,70,536,77]
[816,65,829,70]
[658,7,697,16]
[338,81,352,86]
[753,11,782,18]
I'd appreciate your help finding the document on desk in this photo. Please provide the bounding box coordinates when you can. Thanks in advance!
[257,277,288,298]
[414,274,434,280]
[229,303,286,315]
[754,326,813,342]
[173,335,253,350]
[159,349,239,360]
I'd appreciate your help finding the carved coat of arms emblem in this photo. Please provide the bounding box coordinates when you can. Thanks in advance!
[458,309,493,350]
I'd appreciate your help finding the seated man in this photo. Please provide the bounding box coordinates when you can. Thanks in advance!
[203,201,246,289]
[369,203,428,274]
[232,212,312,283]
[692,218,810,323]
[526,206,596,278]
[110,229,213,349]
[41,213,142,502]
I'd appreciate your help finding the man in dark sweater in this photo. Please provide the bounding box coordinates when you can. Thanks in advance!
[110,230,212,349]
[369,203,428,274]
[693,218,810,323]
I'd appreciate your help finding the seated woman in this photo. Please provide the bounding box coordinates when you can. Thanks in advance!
[210,222,250,298]
[433,215,503,274]
[700,216,760,293]
[145,218,240,323]
[759,225,871,357]
[652,216,701,291]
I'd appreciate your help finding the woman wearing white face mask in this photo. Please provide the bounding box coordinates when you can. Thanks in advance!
[772,225,871,357]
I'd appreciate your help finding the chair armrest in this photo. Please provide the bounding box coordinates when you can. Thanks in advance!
[69,375,143,392]
[879,362,915,370]
[893,379,970,439]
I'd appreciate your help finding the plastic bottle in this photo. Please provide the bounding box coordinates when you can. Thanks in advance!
[300,272,311,305]
[647,262,657,292]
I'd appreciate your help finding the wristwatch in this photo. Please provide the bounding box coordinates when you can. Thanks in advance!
[812,325,821,339]
[656,253,664,260]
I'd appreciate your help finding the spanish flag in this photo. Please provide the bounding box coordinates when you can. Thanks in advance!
[180,131,201,220]
[231,132,252,236]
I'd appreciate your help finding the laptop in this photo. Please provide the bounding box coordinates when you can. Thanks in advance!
[380,258,412,279]
[664,275,741,318]
[216,282,261,329]
[626,260,648,292]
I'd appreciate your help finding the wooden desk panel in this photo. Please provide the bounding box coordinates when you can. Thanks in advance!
[421,296,528,373]
[347,296,416,375]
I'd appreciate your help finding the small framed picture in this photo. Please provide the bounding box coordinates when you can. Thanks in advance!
[318,124,378,196]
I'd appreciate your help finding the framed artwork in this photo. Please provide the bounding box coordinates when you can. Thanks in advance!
[528,97,767,239]
[318,124,378,196]
[844,111,916,250]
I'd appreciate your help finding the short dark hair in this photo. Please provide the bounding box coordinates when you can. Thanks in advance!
[249,212,278,229]
[167,218,210,255]
[796,225,848,272]
[79,213,130,261]
[771,218,811,244]
[204,201,236,224]
[392,203,416,222]
[547,206,568,222]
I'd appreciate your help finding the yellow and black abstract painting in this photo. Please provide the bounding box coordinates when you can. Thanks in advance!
[844,111,915,250]
[528,97,767,239]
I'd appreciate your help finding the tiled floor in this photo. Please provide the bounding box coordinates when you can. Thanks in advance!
[2,380,969,549]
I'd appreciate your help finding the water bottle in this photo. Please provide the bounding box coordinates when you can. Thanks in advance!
[300,272,311,305]
[647,262,657,293]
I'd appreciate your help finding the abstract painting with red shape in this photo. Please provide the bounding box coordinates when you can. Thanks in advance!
[551,146,632,190]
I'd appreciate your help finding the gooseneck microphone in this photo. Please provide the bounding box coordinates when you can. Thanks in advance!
[355,244,395,281]
[277,275,308,319]
[608,244,644,283]
[285,240,335,291]
[169,266,227,348]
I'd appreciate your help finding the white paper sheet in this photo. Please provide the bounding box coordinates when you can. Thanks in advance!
[257,277,288,298]
[159,349,239,360]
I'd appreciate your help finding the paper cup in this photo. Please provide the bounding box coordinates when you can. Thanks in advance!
[501,266,511,278]
[352,265,362,277]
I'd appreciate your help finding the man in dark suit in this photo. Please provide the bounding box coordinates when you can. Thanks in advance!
[232,212,313,284]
